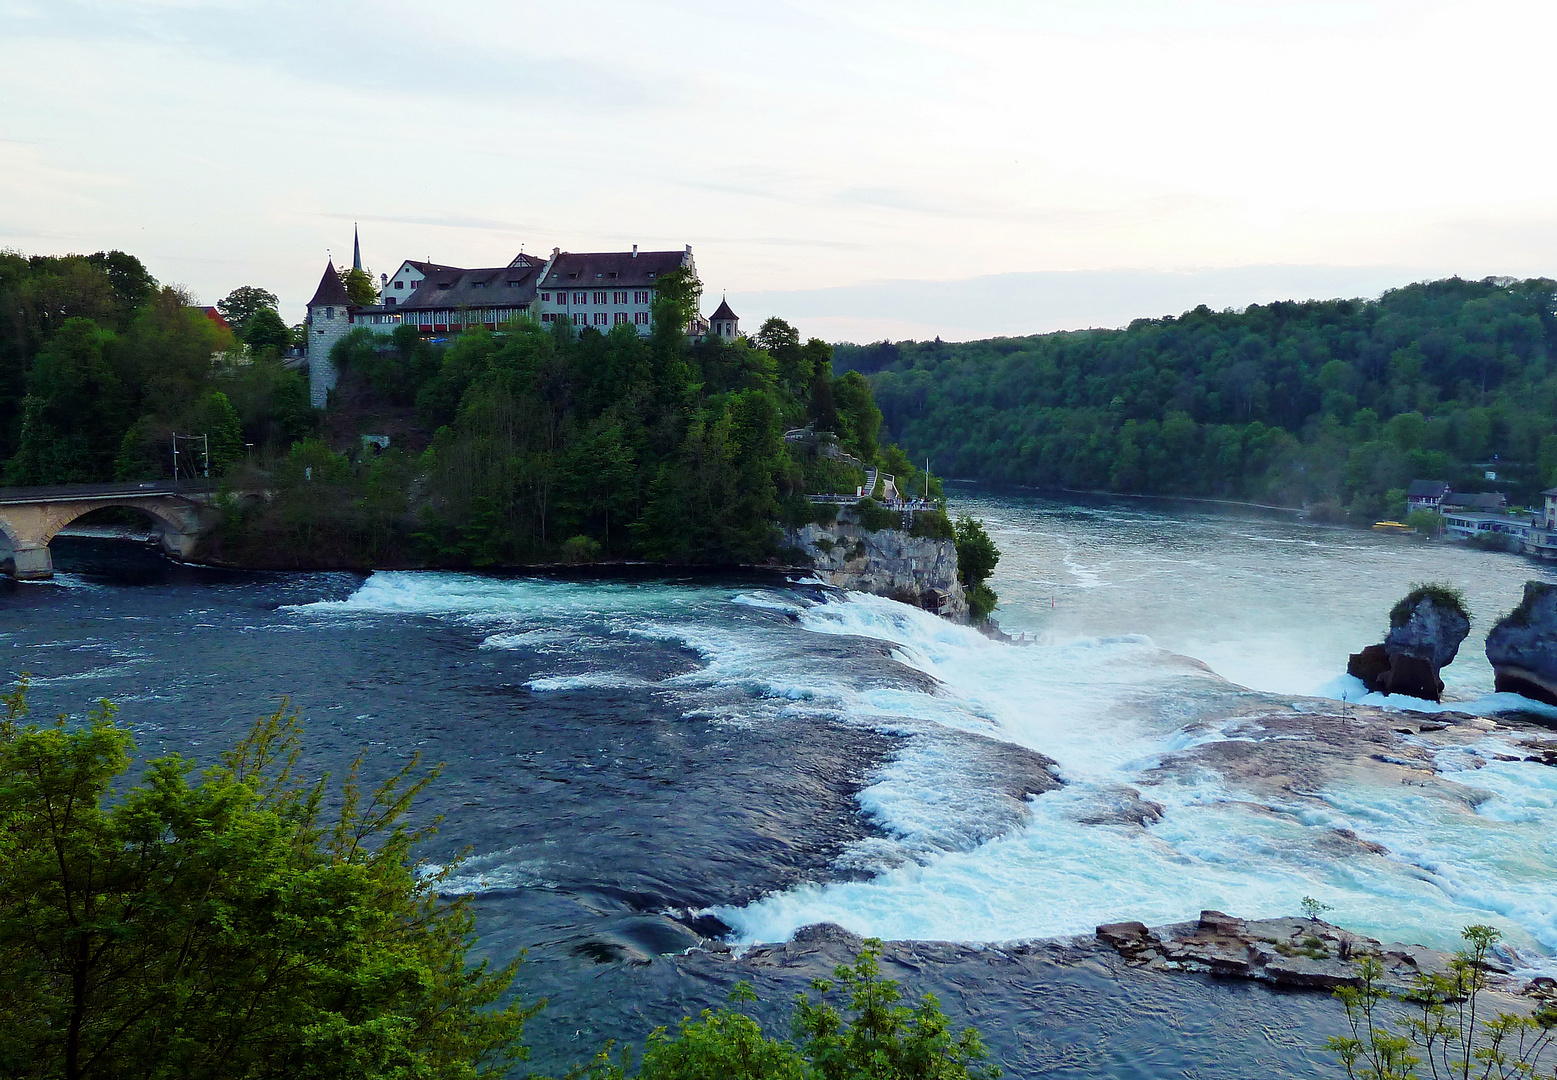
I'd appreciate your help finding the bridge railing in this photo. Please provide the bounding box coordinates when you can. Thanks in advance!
[0,479,218,503]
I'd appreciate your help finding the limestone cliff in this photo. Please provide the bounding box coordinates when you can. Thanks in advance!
[784,506,967,621]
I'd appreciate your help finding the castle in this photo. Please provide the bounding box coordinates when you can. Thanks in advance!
[304,230,738,407]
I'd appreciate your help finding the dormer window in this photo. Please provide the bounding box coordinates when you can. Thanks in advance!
[438,282,452,289]
[507,280,522,287]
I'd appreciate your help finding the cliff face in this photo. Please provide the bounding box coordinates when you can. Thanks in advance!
[785,509,967,621]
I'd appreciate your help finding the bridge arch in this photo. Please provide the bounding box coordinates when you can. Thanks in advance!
[0,488,214,580]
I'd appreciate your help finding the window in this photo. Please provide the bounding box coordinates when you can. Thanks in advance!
[573,313,584,326]
[593,291,607,304]
[614,311,628,325]
[574,291,586,304]
[386,297,396,307]
[394,280,404,290]
[634,311,649,326]
[634,290,649,304]
[325,307,333,318]
[594,312,607,325]
[541,292,550,302]
[541,313,554,323]
[438,282,452,289]
[472,282,485,289]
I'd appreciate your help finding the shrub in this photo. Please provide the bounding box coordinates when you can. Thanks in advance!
[1388,582,1469,627]
[852,497,903,533]
[967,582,998,622]
[0,678,535,1079]
[909,510,955,541]
[561,534,602,564]
[571,940,999,1080]
[1327,924,1557,1080]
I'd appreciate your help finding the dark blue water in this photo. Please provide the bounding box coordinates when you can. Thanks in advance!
[3,535,1371,1077]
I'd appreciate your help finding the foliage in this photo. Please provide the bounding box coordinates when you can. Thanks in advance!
[1301,896,1334,922]
[838,278,1557,514]
[1405,509,1444,537]
[954,517,1000,622]
[341,267,378,306]
[908,510,955,541]
[242,305,294,354]
[560,534,601,564]
[853,498,904,533]
[0,676,535,1080]
[1327,924,1557,1080]
[215,285,279,335]
[571,941,998,1080]
[1389,582,1470,627]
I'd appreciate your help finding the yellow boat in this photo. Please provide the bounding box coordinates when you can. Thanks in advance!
[1372,520,1414,534]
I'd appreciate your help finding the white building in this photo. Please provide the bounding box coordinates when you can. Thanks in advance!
[535,245,696,335]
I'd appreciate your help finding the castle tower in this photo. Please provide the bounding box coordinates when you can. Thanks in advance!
[709,296,738,341]
[305,259,354,408]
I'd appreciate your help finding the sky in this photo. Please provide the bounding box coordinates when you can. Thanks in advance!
[4,0,1556,342]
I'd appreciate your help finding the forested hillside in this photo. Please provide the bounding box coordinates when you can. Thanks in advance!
[838,277,1557,518]
[0,249,918,568]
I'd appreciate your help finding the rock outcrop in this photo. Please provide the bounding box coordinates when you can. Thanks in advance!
[1094,910,1500,994]
[785,506,967,621]
[1347,586,1470,701]
[1486,581,1557,706]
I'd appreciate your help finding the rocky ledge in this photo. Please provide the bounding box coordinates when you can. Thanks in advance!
[1094,910,1496,993]
[785,506,967,621]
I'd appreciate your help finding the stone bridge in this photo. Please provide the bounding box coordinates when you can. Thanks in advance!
[0,481,221,580]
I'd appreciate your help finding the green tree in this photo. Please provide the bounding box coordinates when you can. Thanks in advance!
[954,517,1000,622]
[832,371,882,463]
[242,305,293,354]
[215,286,280,335]
[341,268,378,307]
[0,678,535,1080]
[6,317,127,484]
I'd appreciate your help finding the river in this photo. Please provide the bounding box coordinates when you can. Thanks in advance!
[6,489,1557,1078]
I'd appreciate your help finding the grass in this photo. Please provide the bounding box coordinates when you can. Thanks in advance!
[1389,581,1470,628]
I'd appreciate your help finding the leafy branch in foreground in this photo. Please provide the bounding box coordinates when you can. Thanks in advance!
[1327,924,1557,1080]
[0,675,536,1080]
[568,939,999,1080]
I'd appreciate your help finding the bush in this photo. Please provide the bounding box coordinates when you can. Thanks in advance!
[561,534,602,564]
[852,498,902,533]
[908,510,954,541]
[0,677,535,1079]
[967,582,998,622]
[1327,924,1557,1080]
[573,940,999,1080]
[1389,582,1469,627]
[1403,509,1443,536]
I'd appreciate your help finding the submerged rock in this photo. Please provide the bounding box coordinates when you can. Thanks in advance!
[1486,581,1557,706]
[1348,586,1470,702]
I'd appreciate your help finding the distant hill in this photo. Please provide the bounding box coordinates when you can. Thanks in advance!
[835,277,1557,519]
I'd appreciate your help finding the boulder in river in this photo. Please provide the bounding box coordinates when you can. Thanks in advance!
[1486,581,1557,706]
[1347,584,1470,702]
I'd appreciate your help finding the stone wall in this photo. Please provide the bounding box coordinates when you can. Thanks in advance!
[785,507,967,622]
[307,306,351,407]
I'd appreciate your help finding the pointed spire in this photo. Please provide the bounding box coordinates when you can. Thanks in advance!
[352,224,362,272]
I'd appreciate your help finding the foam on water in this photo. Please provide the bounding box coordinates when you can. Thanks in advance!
[719,590,1557,966]
[298,569,1557,967]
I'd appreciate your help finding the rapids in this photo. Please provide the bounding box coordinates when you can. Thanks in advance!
[7,489,1557,1077]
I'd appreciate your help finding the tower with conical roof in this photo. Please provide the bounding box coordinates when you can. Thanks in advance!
[709,296,738,341]
[305,259,355,407]
[352,224,362,272]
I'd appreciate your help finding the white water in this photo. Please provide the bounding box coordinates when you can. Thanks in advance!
[719,592,1557,967]
[290,497,1557,969]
